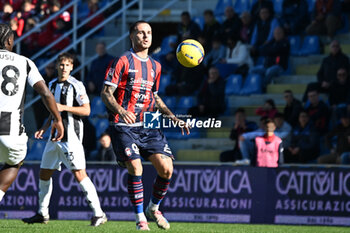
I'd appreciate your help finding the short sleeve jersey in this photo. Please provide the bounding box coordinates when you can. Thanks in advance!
[104,50,161,124]
[48,76,89,142]
[0,49,44,135]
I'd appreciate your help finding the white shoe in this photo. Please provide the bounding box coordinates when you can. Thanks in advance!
[145,206,170,230]
[234,159,250,165]
[136,221,150,230]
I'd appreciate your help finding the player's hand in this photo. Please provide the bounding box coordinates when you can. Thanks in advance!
[56,103,66,112]
[34,129,45,139]
[120,110,136,124]
[177,119,191,135]
[51,119,64,141]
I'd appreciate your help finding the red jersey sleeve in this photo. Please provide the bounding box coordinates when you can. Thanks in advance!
[104,57,126,87]
[152,62,161,94]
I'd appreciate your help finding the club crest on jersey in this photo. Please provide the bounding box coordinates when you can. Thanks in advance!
[151,69,155,78]
[62,85,68,95]
[125,147,132,157]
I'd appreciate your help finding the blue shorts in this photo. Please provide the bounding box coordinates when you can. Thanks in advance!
[109,125,173,167]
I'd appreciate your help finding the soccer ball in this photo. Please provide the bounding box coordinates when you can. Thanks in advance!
[176,39,205,68]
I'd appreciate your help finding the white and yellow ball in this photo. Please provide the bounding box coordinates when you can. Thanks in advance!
[176,39,205,68]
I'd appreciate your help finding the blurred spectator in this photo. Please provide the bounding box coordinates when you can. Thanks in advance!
[284,111,320,163]
[273,112,292,148]
[283,90,303,127]
[86,42,114,96]
[342,0,350,14]
[318,109,350,164]
[197,33,209,55]
[255,99,278,118]
[202,9,221,50]
[303,40,350,101]
[32,62,57,128]
[250,27,290,89]
[22,17,39,56]
[220,34,253,77]
[305,89,330,135]
[97,133,116,162]
[236,116,267,165]
[188,66,225,118]
[250,7,279,56]
[1,3,15,23]
[21,0,35,21]
[79,0,105,37]
[305,0,342,38]
[328,68,350,107]
[158,51,178,76]
[12,12,25,38]
[203,36,226,68]
[165,63,205,96]
[250,0,274,23]
[239,11,253,43]
[177,11,201,42]
[220,108,258,162]
[280,0,309,35]
[69,49,87,81]
[220,6,242,42]
[252,118,283,167]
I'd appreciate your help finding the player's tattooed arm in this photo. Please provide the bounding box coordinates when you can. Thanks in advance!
[101,85,136,124]
[154,93,190,135]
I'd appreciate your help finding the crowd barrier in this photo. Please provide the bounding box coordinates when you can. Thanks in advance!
[1,162,349,226]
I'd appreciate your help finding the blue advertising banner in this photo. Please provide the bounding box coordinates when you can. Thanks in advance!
[0,163,349,226]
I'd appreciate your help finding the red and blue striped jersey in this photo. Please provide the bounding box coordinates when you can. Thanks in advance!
[104,50,161,124]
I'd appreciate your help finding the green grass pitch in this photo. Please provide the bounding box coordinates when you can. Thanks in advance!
[0,220,349,233]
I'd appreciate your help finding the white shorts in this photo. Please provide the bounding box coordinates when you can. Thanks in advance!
[0,134,28,165]
[40,137,86,170]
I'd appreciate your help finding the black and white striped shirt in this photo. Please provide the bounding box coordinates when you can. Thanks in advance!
[0,50,44,135]
[48,76,89,142]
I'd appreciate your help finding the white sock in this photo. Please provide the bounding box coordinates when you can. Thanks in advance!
[148,200,159,212]
[79,177,104,217]
[135,212,147,223]
[38,178,52,217]
[0,189,5,202]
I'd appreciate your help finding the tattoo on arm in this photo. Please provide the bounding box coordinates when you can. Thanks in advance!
[154,94,175,120]
[101,85,124,115]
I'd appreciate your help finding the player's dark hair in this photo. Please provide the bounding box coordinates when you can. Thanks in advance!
[0,23,13,50]
[129,20,149,35]
[57,52,74,64]
[263,118,275,125]
[99,132,110,139]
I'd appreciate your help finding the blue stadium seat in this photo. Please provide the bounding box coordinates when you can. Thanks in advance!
[234,0,251,14]
[162,96,177,110]
[273,0,283,15]
[192,16,205,30]
[160,35,177,55]
[214,0,233,18]
[26,140,46,161]
[177,96,195,114]
[240,74,262,95]
[297,36,320,56]
[288,35,301,56]
[225,74,242,95]
[215,63,237,78]
[307,0,316,12]
[337,14,349,34]
[158,74,172,95]
[94,118,109,138]
[90,96,106,118]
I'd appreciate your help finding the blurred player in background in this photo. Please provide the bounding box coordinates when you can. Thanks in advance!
[0,23,63,203]
[22,53,107,227]
[101,20,190,230]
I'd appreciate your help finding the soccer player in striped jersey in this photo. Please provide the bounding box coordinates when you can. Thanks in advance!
[22,53,107,227]
[101,20,190,231]
[0,23,63,204]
